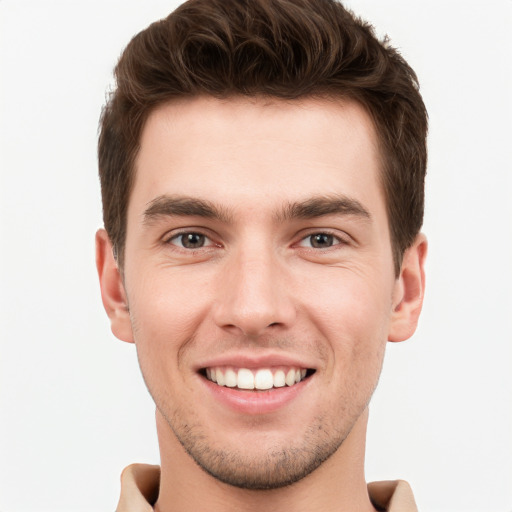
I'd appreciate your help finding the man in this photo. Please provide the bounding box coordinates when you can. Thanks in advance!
[96,0,427,510]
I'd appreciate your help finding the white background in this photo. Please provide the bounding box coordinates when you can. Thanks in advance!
[0,1,511,510]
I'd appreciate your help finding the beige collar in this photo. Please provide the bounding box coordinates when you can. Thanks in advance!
[116,464,418,512]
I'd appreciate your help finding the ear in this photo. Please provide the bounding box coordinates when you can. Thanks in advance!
[388,233,427,342]
[95,229,134,343]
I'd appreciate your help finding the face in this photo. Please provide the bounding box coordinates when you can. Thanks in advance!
[106,97,416,489]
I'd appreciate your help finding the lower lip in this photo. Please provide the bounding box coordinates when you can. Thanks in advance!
[202,375,312,415]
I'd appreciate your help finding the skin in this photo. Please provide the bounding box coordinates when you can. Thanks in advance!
[97,96,427,512]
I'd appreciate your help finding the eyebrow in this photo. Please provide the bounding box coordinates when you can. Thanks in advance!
[143,195,234,224]
[142,193,371,225]
[276,194,371,222]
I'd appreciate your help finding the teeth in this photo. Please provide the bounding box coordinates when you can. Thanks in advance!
[237,369,254,389]
[216,370,226,386]
[205,366,310,390]
[254,369,273,390]
[273,370,286,388]
[285,369,296,386]
[225,369,237,388]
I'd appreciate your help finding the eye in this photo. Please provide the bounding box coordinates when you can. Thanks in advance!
[168,232,212,249]
[299,232,343,249]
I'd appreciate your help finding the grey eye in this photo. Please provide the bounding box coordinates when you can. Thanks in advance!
[174,233,207,249]
[309,233,335,248]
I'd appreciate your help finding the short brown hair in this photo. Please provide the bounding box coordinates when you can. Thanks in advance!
[98,0,427,274]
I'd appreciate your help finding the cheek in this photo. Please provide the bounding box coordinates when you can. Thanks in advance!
[305,268,393,341]
[126,269,213,369]
[126,273,212,414]
[302,269,392,394]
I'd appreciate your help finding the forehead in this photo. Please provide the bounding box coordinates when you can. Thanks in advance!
[131,96,384,220]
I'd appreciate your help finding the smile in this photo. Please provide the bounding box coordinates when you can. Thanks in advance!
[204,366,312,390]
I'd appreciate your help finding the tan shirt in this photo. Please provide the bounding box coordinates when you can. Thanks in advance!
[116,464,418,512]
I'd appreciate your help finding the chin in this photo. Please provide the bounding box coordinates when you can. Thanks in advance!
[167,412,349,490]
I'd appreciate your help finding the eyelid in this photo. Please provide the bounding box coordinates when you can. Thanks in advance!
[296,230,350,248]
[163,228,220,249]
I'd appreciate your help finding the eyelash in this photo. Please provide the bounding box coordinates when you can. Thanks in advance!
[296,231,348,250]
[165,231,217,250]
[164,230,348,251]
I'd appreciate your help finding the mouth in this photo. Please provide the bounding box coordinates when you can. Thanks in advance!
[201,366,315,391]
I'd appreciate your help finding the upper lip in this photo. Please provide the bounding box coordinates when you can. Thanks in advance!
[195,351,317,371]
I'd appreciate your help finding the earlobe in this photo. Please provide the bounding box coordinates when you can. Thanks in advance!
[388,233,427,342]
[95,229,134,343]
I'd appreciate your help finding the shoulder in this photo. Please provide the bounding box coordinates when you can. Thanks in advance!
[368,480,418,512]
[116,464,160,512]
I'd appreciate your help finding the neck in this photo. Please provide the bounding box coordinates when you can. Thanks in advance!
[154,408,376,512]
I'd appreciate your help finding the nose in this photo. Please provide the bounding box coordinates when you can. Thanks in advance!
[213,247,296,338]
